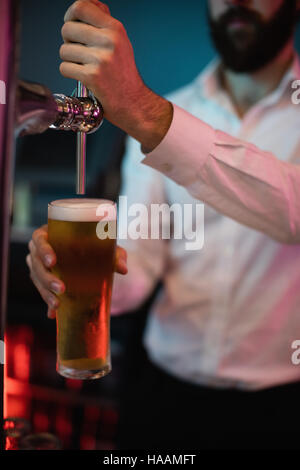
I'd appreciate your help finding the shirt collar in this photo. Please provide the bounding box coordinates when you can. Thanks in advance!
[195,53,300,107]
[195,59,222,100]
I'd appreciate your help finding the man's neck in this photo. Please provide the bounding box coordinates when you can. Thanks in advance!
[221,40,295,119]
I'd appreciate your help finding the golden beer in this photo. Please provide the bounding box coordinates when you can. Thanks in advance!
[48,199,117,379]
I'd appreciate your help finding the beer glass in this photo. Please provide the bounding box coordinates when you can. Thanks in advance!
[48,198,117,380]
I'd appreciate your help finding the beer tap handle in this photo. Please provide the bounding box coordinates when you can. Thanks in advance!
[76,81,88,195]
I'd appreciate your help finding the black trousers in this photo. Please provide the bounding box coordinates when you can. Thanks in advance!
[116,348,300,450]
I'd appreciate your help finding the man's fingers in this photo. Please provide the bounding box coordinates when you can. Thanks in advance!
[27,241,65,295]
[26,250,60,320]
[29,251,65,296]
[26,253,32,270]
[60,61,86,83]
[32,225,56,268]
[115,246,128,275]
[61,21,114,48]
[47,308,57,320]
[29,266,60,311]
[64,0,113,28]
[60,43,100,66]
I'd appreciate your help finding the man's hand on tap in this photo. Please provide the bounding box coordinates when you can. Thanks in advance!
[60,0,173,153]
[26,225,128,319]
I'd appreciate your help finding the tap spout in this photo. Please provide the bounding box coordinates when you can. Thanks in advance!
[16,80,104,137]
[16,80,59,137]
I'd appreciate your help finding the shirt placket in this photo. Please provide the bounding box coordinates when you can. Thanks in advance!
[201,218,236,380]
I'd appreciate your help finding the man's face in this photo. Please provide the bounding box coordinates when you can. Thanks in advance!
[207,0,299,73]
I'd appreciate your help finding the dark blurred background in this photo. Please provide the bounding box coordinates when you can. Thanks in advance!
[5,0,300,450]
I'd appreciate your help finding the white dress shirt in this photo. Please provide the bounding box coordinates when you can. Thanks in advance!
[111,55,300,390]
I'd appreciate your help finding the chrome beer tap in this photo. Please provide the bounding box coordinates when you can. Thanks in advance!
[17,79,104,194]
[16,81,103,137]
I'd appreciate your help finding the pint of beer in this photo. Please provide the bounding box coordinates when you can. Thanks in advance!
[48,199,117,380]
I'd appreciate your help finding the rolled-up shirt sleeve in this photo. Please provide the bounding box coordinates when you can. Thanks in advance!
[141,104,300,244]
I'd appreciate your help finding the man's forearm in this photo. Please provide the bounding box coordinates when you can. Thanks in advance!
[114,87,174,154]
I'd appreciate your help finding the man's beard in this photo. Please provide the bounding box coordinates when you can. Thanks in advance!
[208,1,298,73]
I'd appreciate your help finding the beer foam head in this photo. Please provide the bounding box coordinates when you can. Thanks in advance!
[48,199,117,222]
